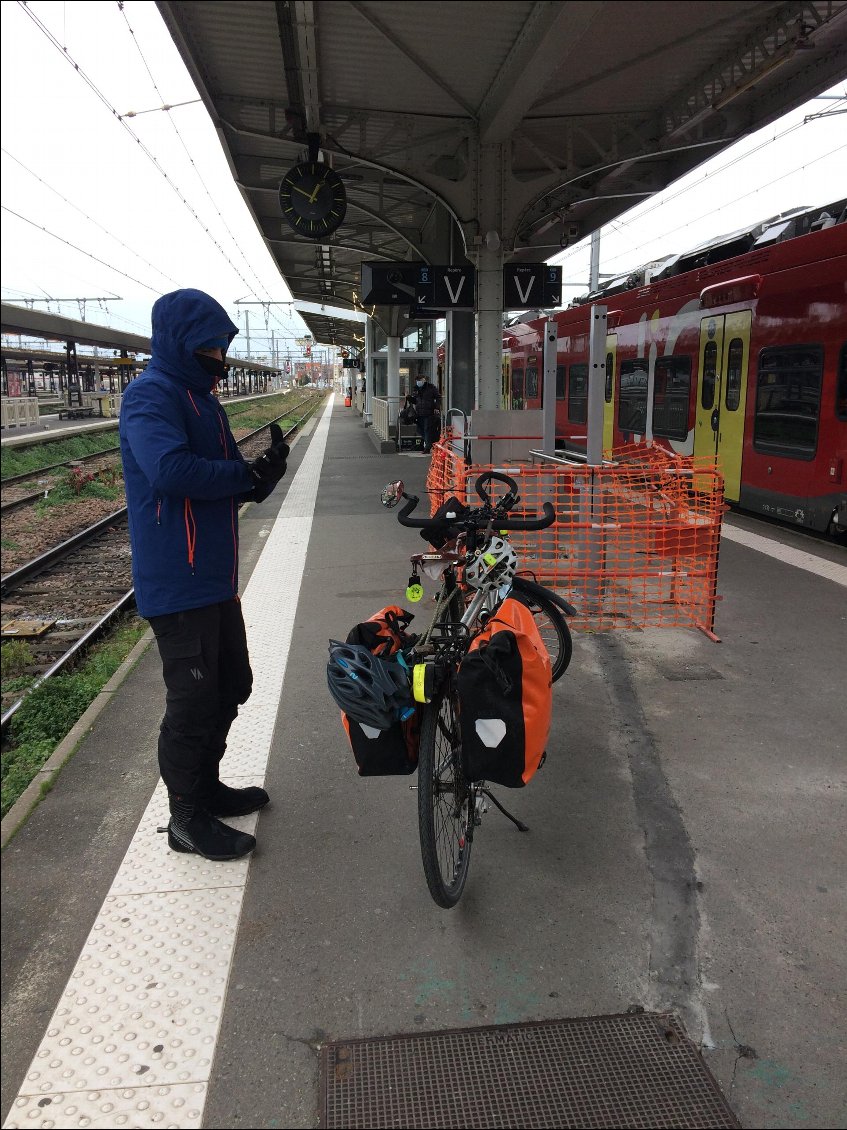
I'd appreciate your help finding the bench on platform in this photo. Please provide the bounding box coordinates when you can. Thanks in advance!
[58,406,96,420]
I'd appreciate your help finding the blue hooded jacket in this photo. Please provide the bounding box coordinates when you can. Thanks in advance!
[119,289,259,619]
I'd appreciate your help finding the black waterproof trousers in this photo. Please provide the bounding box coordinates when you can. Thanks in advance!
[149,599,253,800]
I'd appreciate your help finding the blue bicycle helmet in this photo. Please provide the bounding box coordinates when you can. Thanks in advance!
[327,640,414,729]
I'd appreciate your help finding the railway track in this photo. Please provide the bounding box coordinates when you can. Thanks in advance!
[1,393,324,733]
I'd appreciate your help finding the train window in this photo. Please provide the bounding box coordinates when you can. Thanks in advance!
[605,352,613,403]
[701,341,717,409]
[618,359,649,434]
[754,345,823,458]
[526,366,539,400]
[837,344,847,420]
[652,355,691,441]
[556,365,566,400]
[568,364,588,423]
[725,338,744,411]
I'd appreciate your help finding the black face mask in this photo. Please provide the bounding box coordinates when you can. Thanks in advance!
[195,353,227,382]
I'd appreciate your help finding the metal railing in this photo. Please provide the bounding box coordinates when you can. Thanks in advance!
[371,396,406,441]
[1,396,40,429]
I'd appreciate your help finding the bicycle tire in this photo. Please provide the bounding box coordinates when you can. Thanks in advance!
[417,677,473,908]
[513,588,572,681]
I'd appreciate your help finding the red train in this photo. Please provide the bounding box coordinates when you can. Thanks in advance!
[499,201,846,536]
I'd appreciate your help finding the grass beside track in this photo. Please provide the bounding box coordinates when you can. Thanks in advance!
[1,616,147,820]
[0,390,317,481]
[1,431,120,481]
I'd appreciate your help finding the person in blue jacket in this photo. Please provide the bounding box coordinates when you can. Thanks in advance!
[120,289,289,862]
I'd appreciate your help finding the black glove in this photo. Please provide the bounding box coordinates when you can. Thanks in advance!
[249,423,290,489]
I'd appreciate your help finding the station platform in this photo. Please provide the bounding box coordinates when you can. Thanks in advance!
[2,396,845,1129]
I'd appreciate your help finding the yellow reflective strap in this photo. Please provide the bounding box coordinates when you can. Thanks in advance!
[413,663,430,703]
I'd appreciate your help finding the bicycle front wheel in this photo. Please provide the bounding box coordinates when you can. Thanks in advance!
[513,588,572,681]
[418,679,473,908]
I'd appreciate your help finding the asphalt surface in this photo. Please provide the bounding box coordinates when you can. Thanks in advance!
[2,402,845,1129]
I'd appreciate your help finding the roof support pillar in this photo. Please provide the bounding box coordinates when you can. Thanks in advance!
[475,143,506,411]
[387,334,401,426]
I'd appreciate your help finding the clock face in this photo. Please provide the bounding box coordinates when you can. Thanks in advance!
[279,161,347,239]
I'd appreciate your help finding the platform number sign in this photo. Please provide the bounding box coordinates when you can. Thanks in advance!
[416,265,475,310]
[504,264,562,309]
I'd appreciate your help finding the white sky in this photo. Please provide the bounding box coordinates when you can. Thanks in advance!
[1,0,845,358]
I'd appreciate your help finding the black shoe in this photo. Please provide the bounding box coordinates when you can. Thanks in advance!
[208,782,270,818]
[167,796,256,861]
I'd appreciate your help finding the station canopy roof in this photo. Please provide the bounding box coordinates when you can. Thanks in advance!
[1,303,151,354]
[1,304,280,372]
[297,310,367,352]
[158,1,847,329]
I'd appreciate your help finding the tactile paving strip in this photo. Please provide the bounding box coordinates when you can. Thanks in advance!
[320,1013,741,1130]
[3,398,335,1130]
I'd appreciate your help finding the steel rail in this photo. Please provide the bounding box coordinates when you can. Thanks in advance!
[1,394,323,592]
[0,389,320,486]
[1,509,129,596]
[0,393,325,735]
[1,591,136,732]
[1,444,121,487]
[0,489,51,516]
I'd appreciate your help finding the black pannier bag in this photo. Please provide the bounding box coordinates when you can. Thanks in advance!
[342,710,421,776]
[341,605,421,776]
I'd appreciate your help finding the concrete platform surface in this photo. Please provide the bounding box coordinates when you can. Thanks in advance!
[2,398,845,1130]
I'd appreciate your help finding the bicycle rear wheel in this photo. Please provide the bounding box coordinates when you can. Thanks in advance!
[418,677,473,908]
[513,588,572,681]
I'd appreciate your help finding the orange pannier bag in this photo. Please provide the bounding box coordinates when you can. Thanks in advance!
[457,597,552,787]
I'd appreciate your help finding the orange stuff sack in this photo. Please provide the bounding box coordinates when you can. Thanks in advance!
[457,597,552,787]
[345,605,416,657]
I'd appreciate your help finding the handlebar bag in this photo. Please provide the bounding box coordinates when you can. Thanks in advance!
[422,496,470,549]
[457,597,552,787]
[342,605,421,775]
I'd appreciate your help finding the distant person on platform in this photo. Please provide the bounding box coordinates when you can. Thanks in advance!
[119,288,289,862]
[405,373,441,453]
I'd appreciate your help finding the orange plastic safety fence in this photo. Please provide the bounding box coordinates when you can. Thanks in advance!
[426,433,725,634]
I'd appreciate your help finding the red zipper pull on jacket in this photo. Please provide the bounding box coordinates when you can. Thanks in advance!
[184,498,197,574]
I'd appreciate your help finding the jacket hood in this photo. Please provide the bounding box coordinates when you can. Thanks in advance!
[150,289,239,392]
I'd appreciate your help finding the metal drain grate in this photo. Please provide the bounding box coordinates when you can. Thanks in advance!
[320,1012,740,1129]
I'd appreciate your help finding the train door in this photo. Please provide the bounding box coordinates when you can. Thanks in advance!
[501,352,511,409]
[694,312,751,500]
[604,335,617,453]
[511,365,524,410]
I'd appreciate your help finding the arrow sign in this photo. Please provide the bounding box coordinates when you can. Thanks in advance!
[504,263,562,309]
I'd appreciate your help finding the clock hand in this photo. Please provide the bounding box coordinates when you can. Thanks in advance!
[308,180,324,204]
[292,185,316,201]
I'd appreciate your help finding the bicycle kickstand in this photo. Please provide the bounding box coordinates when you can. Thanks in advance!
[479,788,529,833]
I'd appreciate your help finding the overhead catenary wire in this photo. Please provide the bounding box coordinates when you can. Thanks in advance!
[2,206,165,295]
[594,142,847,275]
[16,1,285,319]
[114,0,293,336]
[0,147,184,291]
[552,100,846,278]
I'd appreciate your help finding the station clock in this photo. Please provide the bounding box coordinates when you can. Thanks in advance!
[279,160,347,239]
